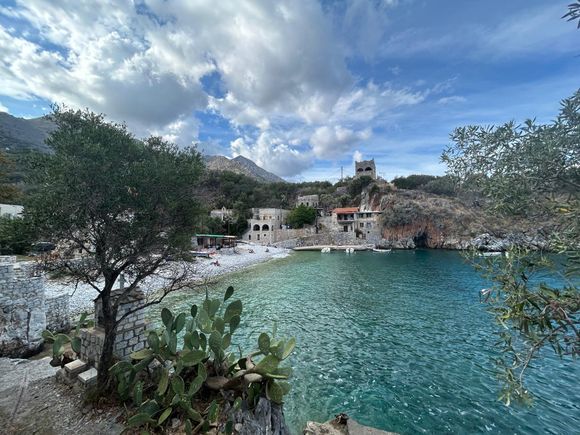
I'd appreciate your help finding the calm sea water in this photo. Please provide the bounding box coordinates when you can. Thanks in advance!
[149,250,580,434]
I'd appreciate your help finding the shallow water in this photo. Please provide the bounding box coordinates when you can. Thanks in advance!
[149,250,580,434]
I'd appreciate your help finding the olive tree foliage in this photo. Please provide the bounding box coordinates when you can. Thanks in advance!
[442,90,580,405]
[26,107,205,390]
[564,1,580,28]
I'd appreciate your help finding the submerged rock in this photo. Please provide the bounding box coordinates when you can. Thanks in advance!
[304,414,398,435]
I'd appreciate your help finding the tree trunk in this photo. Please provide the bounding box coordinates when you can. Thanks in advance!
[96,284,118,392]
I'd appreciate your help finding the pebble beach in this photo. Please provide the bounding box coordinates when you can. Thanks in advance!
[44,244,290,316]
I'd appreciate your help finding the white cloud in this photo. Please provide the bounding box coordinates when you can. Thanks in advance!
[438,96,466,105]
[0,101,8,113]
[311,125,371,159]
[353,150,363,162]
[0,0,449,177]
[231,132,312,178]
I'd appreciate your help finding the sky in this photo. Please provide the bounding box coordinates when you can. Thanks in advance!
[0,0,578,182]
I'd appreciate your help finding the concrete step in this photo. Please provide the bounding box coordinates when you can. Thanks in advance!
[64,359,88,377]
[77,367,98,386]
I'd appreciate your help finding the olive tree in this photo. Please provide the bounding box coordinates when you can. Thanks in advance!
[442,90,579,404]
[26,107,205,390]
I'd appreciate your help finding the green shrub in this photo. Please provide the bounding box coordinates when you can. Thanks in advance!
[391,174,438,190]
[110,286,295,432]
[421,176,456,196]
[287,204,316,228]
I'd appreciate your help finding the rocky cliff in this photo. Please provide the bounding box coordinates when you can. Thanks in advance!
[362,187,550,251]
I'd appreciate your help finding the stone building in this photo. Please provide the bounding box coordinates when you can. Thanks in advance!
[210,207,234,221]
[0,203,23,218]
[331,207,382,239]
[296,195,320,208]
[243,208,290,244]
[355,159,377,179]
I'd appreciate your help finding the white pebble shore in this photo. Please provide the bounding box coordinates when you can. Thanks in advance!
[43,244,291,316]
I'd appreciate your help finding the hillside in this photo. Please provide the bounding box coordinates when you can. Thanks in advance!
[205,155,285,183]
[0,112,53,154]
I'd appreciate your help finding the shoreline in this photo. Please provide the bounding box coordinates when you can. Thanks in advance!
[44,243,291,317]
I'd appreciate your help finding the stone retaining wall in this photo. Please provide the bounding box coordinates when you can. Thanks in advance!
[80,288,148,368]
[0,257,46,357]
[46,294,71,332]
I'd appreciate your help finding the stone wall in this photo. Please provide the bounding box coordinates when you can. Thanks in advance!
[80,288,147,368]
[45,294,71,332]
[0,257,46,357]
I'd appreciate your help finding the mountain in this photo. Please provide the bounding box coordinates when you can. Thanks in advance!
[0,112,54,154]
[204,155,285,183]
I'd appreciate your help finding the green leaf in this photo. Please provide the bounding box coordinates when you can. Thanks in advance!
[213,317,225,334]
[197,362,207,381]
[41,330,54,342]
[266,380,284,404]
[187,374,204,396]
[225,419,234,435]
[258,333,270,355]
[133,381,143,407]
[281,337,296,360]
[185,419,193,435]
[181,349,206,367]
[161,308,173,328]
[207,400,219,423]
[208,299,221,319]
[174,312,187,333]
[197,309,212,333]
[254,354,280,375]
[278,381,291,395]
[157,407,172,426]
[222,333,232,350]
[224,300,242,322]
[71,336,81,354]
[199,333,207,351]
[127,413,154,428]
[171,375,185,396]
[157,368,169,395]
[190,304,198,319]
[224,286,234,301]
[233,397,242,410]
[138,399,160,417]
[168,332,177,355]
[229,315,241,334]
[209,330,222,356]
[147,331,160,353]
[131,348,154,360]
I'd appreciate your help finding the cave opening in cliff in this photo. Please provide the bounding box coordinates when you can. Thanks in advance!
[413,231,428,248]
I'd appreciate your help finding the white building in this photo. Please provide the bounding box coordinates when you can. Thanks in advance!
[0,203,23,218]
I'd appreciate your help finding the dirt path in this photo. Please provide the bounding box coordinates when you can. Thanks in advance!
[0,357,123,434]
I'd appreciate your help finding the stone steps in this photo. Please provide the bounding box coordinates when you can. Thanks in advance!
[61,359,98,387]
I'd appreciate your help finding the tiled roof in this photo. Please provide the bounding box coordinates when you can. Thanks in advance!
[333,207,359,214]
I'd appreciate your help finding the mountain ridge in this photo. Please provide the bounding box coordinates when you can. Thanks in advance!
[204,155,285,183]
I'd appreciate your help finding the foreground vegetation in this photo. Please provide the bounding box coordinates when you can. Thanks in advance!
[443,89,579,404]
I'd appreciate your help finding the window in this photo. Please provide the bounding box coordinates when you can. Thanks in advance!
[257,234,260,241]
[248,235,251,240]
[343,225,349,232]
[262,224,270,231]
[360,223,364,228]
[366,222,372,228]
[253,224,260,231]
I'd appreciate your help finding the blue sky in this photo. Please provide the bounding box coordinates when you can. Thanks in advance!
[0,0,578,182]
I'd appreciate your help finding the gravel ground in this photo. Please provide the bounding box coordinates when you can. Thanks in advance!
[44,244,290,316]
[0,357,123,434]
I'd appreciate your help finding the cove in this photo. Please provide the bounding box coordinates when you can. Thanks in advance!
[148,250,580,434]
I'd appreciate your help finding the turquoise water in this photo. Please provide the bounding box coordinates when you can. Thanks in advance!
[149,250,580,434]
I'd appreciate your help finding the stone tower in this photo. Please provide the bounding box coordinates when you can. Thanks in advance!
[355,159,376,179]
